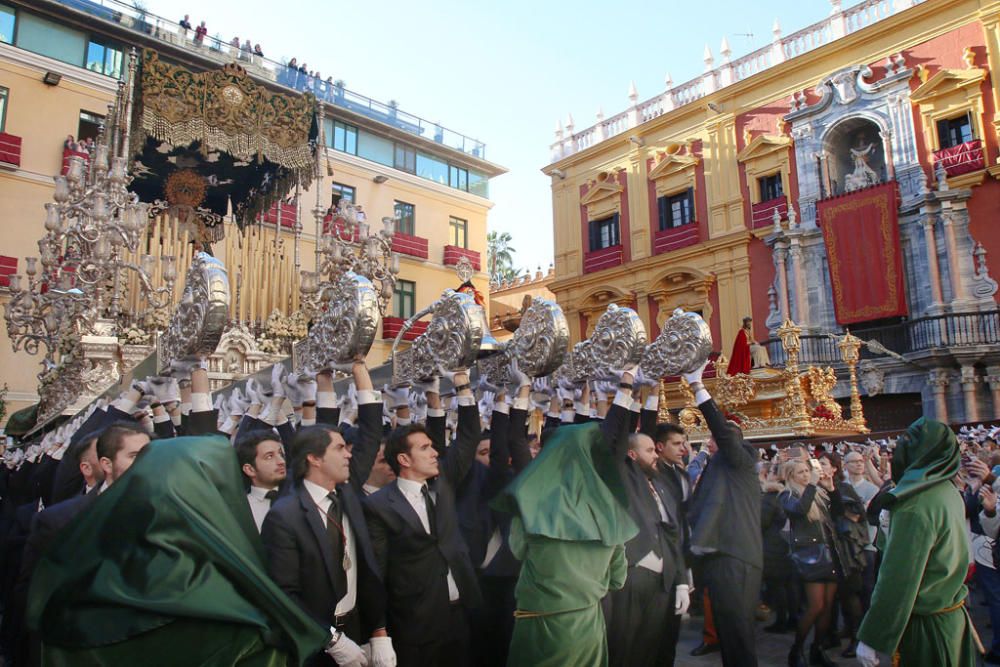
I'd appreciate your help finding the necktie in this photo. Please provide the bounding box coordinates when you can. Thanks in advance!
[421,484,437,536]
[264,490,279,502]
[326,490,348,593]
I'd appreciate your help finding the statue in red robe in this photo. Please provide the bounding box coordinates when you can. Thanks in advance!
[729,317,753,376]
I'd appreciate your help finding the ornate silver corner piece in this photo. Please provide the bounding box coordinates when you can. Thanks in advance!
[641,308,714,379]
[158,252,230,371]
[477,297,569,386]
[296,272,379,372]
[392,289,485,386]
[553,303,647,383]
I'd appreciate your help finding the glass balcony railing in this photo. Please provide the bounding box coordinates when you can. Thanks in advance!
[47,0,488,159]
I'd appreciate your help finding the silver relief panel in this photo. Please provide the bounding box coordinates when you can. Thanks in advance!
[477,297,569,386]
[158,252,230,371]
[392,289,484,386]
[296,272,379,372]
[641,308,714,378]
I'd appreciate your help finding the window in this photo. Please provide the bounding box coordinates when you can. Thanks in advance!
[394,201,415,235]
[449,216,468,248]
[15,12,87,67]
[394,144,415,173]
[0,87,7,133]
[589,213,620,251]
[657,189,694,231]
[758,174,783,202]
[0,3,15,45]
[416,152,447,184]
[331,182,356,206]
[449,165,468,191]
[78,110,104,143]
[357,129,394,166]
[393,279,416,319]
[326,120,358,155]
[937,113,975,149]
[86,38,124,78]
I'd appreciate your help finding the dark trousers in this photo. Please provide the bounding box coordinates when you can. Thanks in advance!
[470,574,516,667]
[764,574,799,625]
[977,564,1000,653]
[703,555,761,667]
[395,603,470,667]
[605,566,680,667]
[861,550,877,611]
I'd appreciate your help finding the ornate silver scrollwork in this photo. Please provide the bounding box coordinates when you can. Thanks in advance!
[477,297,569,386]
[295,272,379,372]
[550,303,647,383]
[158,252,230,371]
[391,289,485,386]
[640,308,713,379]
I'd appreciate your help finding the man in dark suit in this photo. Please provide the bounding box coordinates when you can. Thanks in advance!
[601,371,689,667]
[683,361,763,667]
[363,369,483,667]
[261,361,394,667]
[236,431,287,532]
[656,422,692,512]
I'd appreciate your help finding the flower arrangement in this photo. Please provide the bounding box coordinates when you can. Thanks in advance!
[119,324,151,345]
[812,404,836,421]
[257,309,308,354]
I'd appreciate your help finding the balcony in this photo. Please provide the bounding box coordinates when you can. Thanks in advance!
[751,196,787,231]
[61,146,91,175]
[764,310,1000,367]
[933,139,984,178]
[443,245,480,271]
[652,223,699,255]
[381,316,428,341]
[392,232,429,260]
[0,132,22,168]
[258,201,298,228]
[0,255,17,287]
[49,0,487,159]
[583,245,624,274]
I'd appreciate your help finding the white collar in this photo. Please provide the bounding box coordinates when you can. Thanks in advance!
[396,476,426,498]
[303,478,334,506]
[248,485,276,501]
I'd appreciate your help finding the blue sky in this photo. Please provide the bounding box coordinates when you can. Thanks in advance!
[146,0,853,274]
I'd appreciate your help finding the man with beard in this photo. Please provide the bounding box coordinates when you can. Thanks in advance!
[603,368,688,667]
[237,431,288,532]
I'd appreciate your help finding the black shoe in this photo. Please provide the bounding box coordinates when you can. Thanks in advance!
[841,640,857,658]
[788,647,808,667]
[690,642,721,657]
[765,621,789,634]
[809,643,837,667]
[821,635,841,650]
[984,651,1000,665]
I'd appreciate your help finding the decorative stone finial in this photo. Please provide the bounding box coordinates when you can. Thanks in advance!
[772,18,782,38]
[664,72,673,89]
[628,81,638,103]
[720,36,732,62]
[703,44,714,71]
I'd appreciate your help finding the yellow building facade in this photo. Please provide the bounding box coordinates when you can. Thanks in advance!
[0,0,504,419]
[546,0,1000,429]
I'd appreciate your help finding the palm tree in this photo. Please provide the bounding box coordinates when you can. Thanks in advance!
[487,231,520,284]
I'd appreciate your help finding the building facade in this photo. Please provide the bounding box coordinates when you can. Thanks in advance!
[545,0,1000,429]
[0,0,505,419]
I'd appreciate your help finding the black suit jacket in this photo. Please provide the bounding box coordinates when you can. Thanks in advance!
[261,402,385,637]
[17,489,100,599]
[362,403,483,646]
[687,398,763,568]
[602,400,685,589]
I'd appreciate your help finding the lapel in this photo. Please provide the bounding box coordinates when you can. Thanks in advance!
[387,481,430,537]
[297,485,338,586]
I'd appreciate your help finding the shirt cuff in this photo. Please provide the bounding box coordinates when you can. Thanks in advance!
[300,418,316,427]
[191,394,212,413]
[456,395,476,407]
[317,392,337,409]
[180,402,192,416]
[694,389,711,405]
[427,407,445,418]
[574,401,588,415]
[560,409,575,423]
[493,402,510,415]
[644,395,659,411]
[513,397,530,411]
[629,400,641,413]
[112,398,136,414]
[356,389,380,405]
[612,390,632,409]
[171,414,182,427]
[153,413,171,424]
[396,415,412,426]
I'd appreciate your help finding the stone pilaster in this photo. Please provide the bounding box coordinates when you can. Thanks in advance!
[927,368,951,422]
[960,365,980,423]
[986,366,1000,420]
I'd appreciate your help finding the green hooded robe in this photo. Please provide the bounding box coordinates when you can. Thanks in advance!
[492,422,637,667]
[857,418,979,666]
[27,436,328,667]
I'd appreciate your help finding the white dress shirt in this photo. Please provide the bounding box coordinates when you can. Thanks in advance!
[396,476,460,602]
[303,479,357,615]
[246,485,274,532]
[636,477,670,574]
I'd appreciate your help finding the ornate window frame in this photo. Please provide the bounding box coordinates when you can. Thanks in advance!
[647,146,700,200]
[580,170,625,220]
[737,133,793,205]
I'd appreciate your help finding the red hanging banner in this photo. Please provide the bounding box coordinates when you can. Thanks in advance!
[817,182,907,325]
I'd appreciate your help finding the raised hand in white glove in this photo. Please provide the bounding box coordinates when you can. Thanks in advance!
[674,584,691,615]
[382,385,410,411]
[297,372,318,404]
[412,377,440,395]
[228,388,249,416]
[149,376,181,405]
[325,631,369,667]
[681,360,709,386]
[856,642,879,667]
[506,359,531,394]
[635,368,659,388]
[368,636,396,667]
[244,379,262,407]
[284,373,303,408]
[611,364,639,386]
[271,364,286,398]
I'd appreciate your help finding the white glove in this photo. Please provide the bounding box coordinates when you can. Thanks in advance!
[681,360,708,386]
[530,390,551,413]
[438,366,469,387]
[149,376,181,405]
[245,379,262,407]
[507,359,531,393]
[674,584,691,615]
[228,388,249,416]
[611,364,640,385]
[297,372,318,404]
[283,373,303,408]
[367,636,396,667]
[325,631,369,667]
[856,641,879,667]
[271,364,286,398]
[635,368,659,388]
[531,376,550,394]
[477,374,502,394]
[382,385,410,411]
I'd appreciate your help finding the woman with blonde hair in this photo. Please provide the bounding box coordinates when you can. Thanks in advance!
[780,458,840,667]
